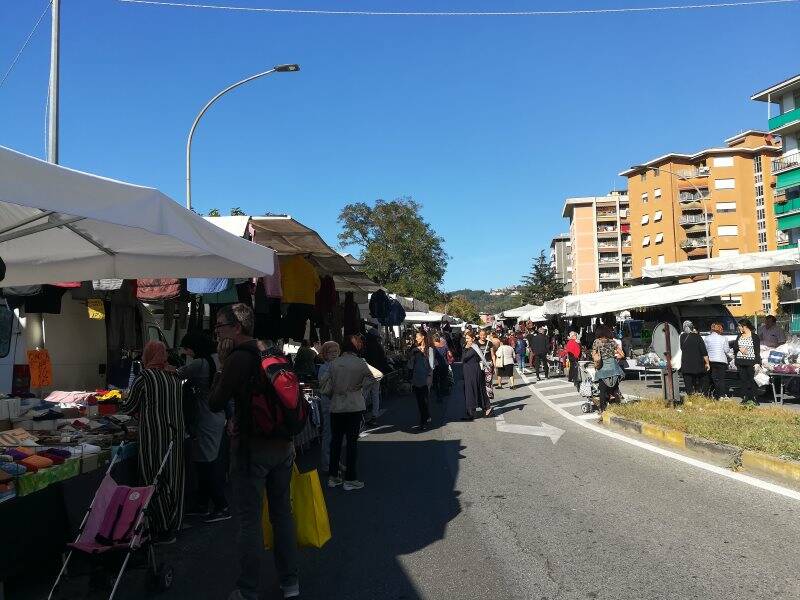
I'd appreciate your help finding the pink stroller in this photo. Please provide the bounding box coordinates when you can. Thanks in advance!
[48,441,175,599]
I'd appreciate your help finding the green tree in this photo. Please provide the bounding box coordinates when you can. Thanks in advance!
[519,251,564,305]
[338,198,448,303]
[230,207,246,216]
[434,295,480,324]
[207,208,221,217]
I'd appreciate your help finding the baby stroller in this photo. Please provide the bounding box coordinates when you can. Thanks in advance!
[577,361,600,413]
[48,441,175,600]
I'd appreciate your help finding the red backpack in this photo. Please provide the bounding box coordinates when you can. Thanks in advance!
[237,346,309,438]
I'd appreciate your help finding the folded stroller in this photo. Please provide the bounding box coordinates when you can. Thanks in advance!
[48,441,175,599]
[578,361,600,413]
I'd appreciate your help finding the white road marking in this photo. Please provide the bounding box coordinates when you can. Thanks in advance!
[521,371,800,502]
[535,382,574,391]
[496,421,565,443]
[540,391,578,400]
[554,400,585,408]
[576,412,601,420]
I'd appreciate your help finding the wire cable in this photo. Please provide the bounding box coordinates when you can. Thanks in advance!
[117,0,800,17]
[0,0,53,91]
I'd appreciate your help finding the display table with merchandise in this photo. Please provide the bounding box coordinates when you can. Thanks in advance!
[768,370,800,405]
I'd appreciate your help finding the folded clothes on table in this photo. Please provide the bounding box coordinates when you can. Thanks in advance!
[45,448,72,459]
[38,451,65,465]
[19,455,53,473]
[5,449,29,461]
[14,446,34,457]
[1,462,27,476]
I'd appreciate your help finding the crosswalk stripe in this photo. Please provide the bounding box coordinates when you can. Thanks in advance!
[536,382,574,391]
[541,391,578,400]
[554,400,585,408]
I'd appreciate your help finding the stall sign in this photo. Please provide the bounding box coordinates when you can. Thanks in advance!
[87,299,105,320]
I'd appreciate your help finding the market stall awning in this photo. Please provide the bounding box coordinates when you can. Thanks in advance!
[0,146,275,287]
[544,275,755,317]
[206,215,382,294]
[404,311,454,324]
[521,305,546,322]
[498,304,536,319]
[641,247,800,280]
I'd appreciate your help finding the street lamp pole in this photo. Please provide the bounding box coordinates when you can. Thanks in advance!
[185,64,300,210]
[633,165,711,259]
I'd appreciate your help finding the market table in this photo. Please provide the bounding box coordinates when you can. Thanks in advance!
[769,371,800,405]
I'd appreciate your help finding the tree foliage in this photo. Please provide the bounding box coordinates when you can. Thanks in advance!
[433,295,480,324]
[338,198,448,303]
[519,251,564,305]
[230,207,246,216]
[207,208,221,217]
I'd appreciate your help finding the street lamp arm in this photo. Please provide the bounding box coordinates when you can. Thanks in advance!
[185,64,299,210]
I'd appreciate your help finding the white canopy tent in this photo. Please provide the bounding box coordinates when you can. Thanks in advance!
[0,146,275,287]
[641,248,800,281]
[498,304,536,319]
[404,311,455,324]
[521,305,547,322]
[544,275,756,317]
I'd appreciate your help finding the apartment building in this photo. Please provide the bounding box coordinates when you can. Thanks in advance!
[562,191,631,295]
[752,74,800,327]
[621,132,782,316]
[550,232,572,294]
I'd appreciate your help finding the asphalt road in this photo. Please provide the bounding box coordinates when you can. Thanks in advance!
[20,367,800,600]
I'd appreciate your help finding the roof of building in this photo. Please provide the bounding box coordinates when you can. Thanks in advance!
[751,74,800,102]
[723,130,771,144]
[551,232,570,244]
[619,144,781,177]
[562,195,629,219]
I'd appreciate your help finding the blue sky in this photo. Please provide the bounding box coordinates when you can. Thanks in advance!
[1,0,798,291]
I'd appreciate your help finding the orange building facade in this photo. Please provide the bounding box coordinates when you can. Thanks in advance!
[621,131,782,316]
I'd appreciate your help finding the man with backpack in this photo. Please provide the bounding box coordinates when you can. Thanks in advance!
[208,303,300,600]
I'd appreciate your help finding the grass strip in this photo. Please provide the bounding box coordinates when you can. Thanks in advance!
[610,395,800,461]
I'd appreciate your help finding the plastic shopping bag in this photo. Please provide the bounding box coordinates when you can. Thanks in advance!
[262,464,332,549]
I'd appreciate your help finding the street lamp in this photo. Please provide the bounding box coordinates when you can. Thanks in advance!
[185,64,300,210]
[631,165,711,259]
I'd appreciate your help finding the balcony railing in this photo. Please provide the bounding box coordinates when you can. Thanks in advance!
[775,190,788,205]
[772,154,800,175]
[679,213,713,226]
[769,106,800,132]
[679,190,709,203]
[599,273,620,281]
[777,229,790,246]
[677,167,710,179]
[680,237,712,250]
[779,287,800,304]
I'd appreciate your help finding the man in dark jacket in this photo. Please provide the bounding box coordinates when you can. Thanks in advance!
[209,304,299,600]
[363,327,390,425]
[527,327,550,380]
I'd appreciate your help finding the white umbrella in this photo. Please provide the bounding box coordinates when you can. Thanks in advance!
[0,146,275,287]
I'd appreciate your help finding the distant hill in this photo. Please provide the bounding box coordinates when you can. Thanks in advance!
[448,289,524,315]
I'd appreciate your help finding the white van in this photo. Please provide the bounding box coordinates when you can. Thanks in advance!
[0,293,168,395]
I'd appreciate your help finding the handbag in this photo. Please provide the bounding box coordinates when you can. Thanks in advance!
[262,464,332,549]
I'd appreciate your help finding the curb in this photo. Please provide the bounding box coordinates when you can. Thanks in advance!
[602,412,800,484]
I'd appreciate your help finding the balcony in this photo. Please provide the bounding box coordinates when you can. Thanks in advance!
[680,237,712,250]
[775,190,788,205]
[769,106,800,134]
[679,190,709,203]
[599,273,620,281]
[774,196,800,216]
[772,153,800,175]
[777,229,790,246]
[677,167,710,179]
[679,213,713,226]
[779,286,800,305]
[598,260,619,268]
[596,211,618,221]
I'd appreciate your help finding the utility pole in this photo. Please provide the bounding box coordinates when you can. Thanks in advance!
[47,0,60,164]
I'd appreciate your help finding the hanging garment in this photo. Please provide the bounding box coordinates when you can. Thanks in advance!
[283,303,314,342]
[280,255,320,305]
[187,278,230,294]
[201,287,239,304]
[53,282,81,289]
[343,292,361,336]
[137,279,181,301]
[368,290,391,324]
[262,253,283,298]
[93,279,124,291]
[315,276,338,314]
[22,286,68,314]
[385,299,407,327]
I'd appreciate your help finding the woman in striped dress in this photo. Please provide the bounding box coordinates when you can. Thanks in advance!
[122,340,185,542]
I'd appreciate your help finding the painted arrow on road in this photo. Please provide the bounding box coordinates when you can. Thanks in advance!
[496,421,565,444]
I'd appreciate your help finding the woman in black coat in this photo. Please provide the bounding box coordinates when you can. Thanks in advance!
[461,330,488,421]
[732,318,761,405]
[679,320,709,396]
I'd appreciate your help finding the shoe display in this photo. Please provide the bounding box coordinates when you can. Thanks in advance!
[327,476,343,488]
[343,480,365,491]
[281,582,300,598]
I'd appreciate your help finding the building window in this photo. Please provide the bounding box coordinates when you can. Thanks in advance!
[654,188,662,199]
[715,178,736,190]
[757,208,765,221]
[758,231,767,244]
[756,184,764,197]
[718,225,738,236]
[716,202,736,212]
[761,279,770,291]
[718,249,739,257]
[754,155,763,174]
[642,236,651,246]
[658,255,665,265]
[641,193,648,204]
[655,233,664,244]
[640,172,647,181]
[653,168,660,176]
[713,156,734,167]
[654,210,663,222]
[641,214,649,225]
[644,257,653,267]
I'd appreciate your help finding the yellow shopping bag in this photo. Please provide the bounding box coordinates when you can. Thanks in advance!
[262,464,332,549]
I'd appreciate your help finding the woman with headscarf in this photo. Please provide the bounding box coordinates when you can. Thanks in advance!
[461,330,489,420]
[122,340,185,543]
[679,320,709,396]
[178,331,228,523]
